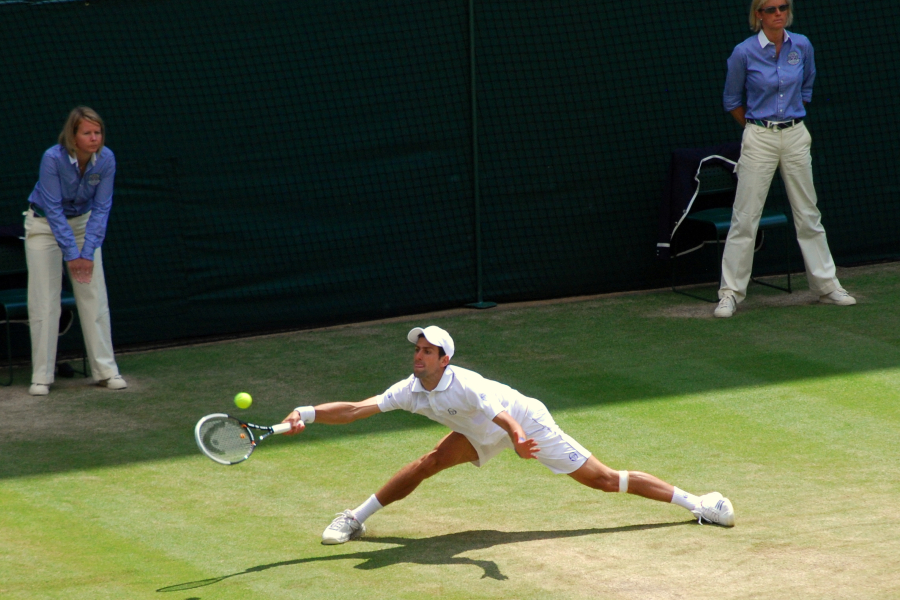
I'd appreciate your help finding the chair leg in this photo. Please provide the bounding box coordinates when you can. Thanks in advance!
[671,246,720,303]
[750,230,793,294]
[714,230,723,290]
[59,308,89,378]
[784,225,792,293]
[3,317,12,386]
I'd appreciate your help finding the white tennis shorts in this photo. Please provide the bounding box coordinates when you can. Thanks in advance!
[469,401,591,474]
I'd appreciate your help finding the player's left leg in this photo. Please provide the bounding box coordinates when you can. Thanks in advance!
[567,456,735,526]
[568,456,674,501]
[67,214,125,387]
[779,123,853,304]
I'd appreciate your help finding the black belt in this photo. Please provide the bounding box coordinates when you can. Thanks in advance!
[29,204,86,219]
[748,118,803,130]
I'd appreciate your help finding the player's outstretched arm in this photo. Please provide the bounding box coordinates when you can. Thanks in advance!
[492,410,539,459]
[282,397,381,434]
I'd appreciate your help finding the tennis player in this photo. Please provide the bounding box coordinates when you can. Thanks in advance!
[24,107,126,395]
[282,326,735,544]
[716,0,855,318]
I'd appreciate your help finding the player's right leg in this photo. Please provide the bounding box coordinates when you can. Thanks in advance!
[718,124,781,310]
[322,432,477,544]
[375,431,478,506]
[24,212,64,394]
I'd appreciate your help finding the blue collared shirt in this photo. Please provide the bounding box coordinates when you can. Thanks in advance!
[723,30,815,121]
[28,144,116,261]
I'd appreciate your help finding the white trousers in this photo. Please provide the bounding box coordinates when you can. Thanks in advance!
[719,122,842,302]
[24,210,120,384]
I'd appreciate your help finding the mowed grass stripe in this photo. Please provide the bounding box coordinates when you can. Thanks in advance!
[0,485,213,599]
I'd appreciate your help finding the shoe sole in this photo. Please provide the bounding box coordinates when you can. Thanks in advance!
[321,522,365,545]
[701,498,735,527]
[98,381,128,390]
[321,537,346,545]
[321,531,364,545]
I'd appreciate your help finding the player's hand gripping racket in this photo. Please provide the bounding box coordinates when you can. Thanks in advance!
[194,413,293,465]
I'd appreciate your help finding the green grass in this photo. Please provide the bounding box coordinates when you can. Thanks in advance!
[1,263,898,599]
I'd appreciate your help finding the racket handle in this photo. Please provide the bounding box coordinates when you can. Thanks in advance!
[271,422,293,435]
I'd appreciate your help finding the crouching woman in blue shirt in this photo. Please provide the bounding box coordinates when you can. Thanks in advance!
[715,0,856,318]
[25,107,126,395]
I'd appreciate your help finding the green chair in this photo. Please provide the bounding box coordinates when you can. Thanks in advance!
[0,226,85,386]
[671,164,792,302]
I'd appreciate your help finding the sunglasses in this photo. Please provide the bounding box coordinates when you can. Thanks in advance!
[759,4,790,14]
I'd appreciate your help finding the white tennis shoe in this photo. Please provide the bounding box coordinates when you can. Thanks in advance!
[322,509,366,544]
[29,383,50,396]
[98,375,127,390]
[692,492,735,527]
[819,288,856,306]
[714,295,736,318]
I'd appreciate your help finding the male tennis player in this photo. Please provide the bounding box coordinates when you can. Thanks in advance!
[283,326,735,544]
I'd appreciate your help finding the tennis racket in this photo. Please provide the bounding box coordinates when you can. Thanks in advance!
[194,413,293,465]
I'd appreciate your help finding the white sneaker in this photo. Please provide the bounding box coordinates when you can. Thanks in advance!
[29,383,50,396]
[322,510,366,545]
[714,295,736,318]
[819,288,856,306]
[692,492,735,527]
[98,375,127,390]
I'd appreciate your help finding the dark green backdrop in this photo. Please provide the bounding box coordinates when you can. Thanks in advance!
[1,0,897,354]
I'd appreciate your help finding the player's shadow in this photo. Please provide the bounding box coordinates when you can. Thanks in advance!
[157,520,690,592]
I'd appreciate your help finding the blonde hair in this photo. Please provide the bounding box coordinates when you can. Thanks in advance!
[57,106,105,156]
[749,0,794,32]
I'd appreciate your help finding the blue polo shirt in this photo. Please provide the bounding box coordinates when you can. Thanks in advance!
[28,144,116,261]
[723,30,815,121]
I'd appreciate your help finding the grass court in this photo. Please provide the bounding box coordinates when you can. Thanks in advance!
[1,263,898,599]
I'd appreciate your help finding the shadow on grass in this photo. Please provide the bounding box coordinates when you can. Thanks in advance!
[157,520,691,591]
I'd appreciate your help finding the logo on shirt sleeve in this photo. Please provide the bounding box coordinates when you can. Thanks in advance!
[787,51,800,65]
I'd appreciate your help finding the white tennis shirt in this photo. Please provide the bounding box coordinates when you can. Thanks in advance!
[377,365,541,446]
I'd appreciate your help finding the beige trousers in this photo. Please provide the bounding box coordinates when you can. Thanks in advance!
[719,122,842,302]
[24,210,120,384]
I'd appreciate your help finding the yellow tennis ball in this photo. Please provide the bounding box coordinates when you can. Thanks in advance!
[234,392,252,409]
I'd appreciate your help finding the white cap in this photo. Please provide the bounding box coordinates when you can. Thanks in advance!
[407,326,454,359]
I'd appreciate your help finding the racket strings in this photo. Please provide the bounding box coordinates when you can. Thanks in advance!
[198,418,254,463]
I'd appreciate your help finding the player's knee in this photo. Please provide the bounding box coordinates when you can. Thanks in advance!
[597,470,623,493]
[594,468,635,493]
[418,448,455,476]
[582,468,621,493]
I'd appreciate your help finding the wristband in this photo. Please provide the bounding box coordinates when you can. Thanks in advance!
[294,405,315,423]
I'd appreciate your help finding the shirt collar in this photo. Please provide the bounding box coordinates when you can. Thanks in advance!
[69,152,98,166]
[411,365,455,393]
[757,29,790,47]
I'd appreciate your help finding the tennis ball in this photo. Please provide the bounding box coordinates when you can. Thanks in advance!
[234,392,253,410]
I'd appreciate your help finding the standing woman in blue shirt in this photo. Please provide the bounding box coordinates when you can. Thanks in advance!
[715,0,856,318]
[25,107,126,395]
